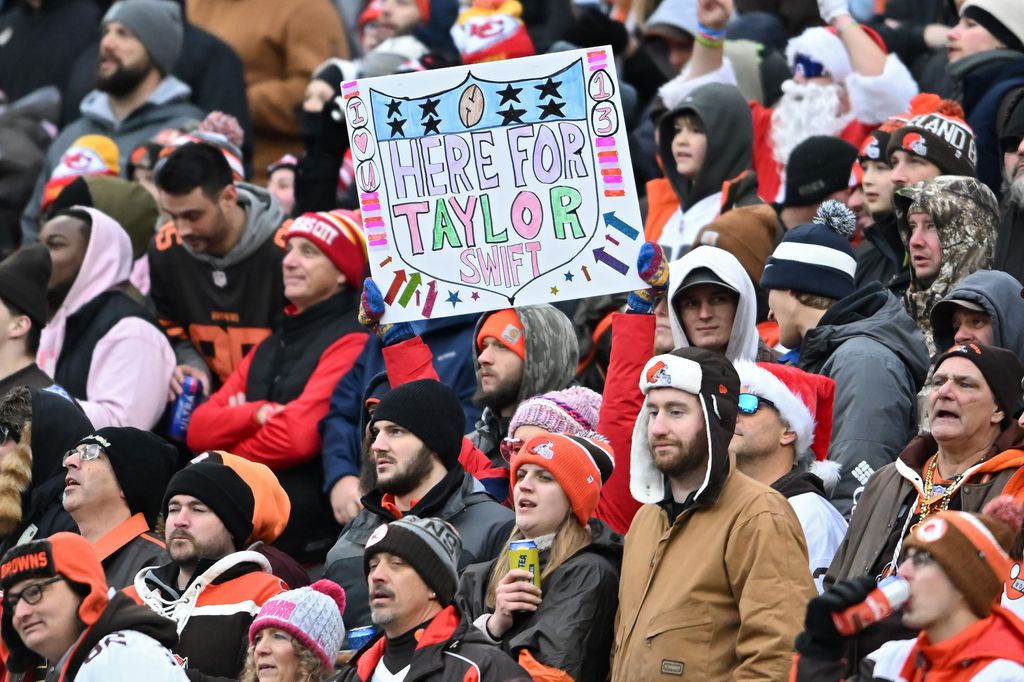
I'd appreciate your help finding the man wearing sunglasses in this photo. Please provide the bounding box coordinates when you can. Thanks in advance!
[733,361,848,593]
[792,505,1024,680]
[62,427,177,589]
[0,532,187,681]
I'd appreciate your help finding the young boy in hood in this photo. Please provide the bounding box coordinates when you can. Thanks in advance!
[895,176,999,357]
[151,141,288,397]
[645,83,778,265]
[36,207,174,429]
[761,201,930,517]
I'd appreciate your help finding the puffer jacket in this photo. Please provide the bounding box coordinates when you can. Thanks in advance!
[894,176,999,356]
[329,605,529,682]
[468,305,578,467]
[798,282,930,518]
[457,519,622,681]
[324,466,514,631]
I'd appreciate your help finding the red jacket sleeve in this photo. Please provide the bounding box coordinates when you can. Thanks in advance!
[228,333,369,469]
[593,313,653,534]
[187,348,267,451]
[381,335,440,384]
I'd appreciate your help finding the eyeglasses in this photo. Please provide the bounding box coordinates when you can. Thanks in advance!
[902,550,934,568]
[4,577,63,608]
[499,437,524,463]
[737,393,777,415]
[0,423,20,444]
[62,443,105,467]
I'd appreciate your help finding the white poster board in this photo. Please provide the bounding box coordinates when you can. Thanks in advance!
[343,46,646,322]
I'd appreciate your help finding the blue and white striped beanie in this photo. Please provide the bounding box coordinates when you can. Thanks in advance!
[760,200,857,300]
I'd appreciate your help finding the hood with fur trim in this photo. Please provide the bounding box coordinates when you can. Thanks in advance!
[895,176,998,353]
[630,348,739,506]
[0,387,92,540]
[666,246,760,362]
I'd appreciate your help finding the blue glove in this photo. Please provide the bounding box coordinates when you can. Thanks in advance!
[359,278,415,346]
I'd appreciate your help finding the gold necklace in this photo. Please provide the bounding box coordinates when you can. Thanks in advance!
[911,455,957,533]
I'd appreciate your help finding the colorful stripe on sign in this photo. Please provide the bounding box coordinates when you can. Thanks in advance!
[587,50,608,72]
[342,81,360,100]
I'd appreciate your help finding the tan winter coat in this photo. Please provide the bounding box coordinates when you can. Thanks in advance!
[611,468,815,681]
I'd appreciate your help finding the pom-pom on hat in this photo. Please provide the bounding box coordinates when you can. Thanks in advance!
[508,386,602,439]
[760,200,857,300]
[511,433,615,525]
[249,580,347,670]
[285,210,368,290]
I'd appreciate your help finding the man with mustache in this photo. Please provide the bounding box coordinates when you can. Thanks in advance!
[126,456,288,680]
[658,0,918,203]
[20,0,203,241]
[994,95,1024,282]
[324,379,512,632]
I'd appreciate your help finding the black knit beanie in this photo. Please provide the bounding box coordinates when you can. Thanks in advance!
[886,112,977,178]
[0,245,51,329]
[76,427,177,526]
[363,516,462,606]
[369,380,465,468]
[163,462,255,549]
[933,343,1024,421]
[784,136,859,208]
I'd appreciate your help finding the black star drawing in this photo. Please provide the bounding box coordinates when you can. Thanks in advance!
[423,116,442,134]
[387,118,407,137]
[418,97,440,119]
[539,99,566,120]
[534,77,562,99]
[386,99,402,118]
[496,83,522,104]
[498,105,526,125]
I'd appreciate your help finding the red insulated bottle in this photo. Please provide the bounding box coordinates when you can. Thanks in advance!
[832,577,911,636]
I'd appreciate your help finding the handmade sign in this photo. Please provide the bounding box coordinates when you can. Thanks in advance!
[343,46,645,322]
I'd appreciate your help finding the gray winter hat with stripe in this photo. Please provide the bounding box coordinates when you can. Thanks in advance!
[363,516,462,606]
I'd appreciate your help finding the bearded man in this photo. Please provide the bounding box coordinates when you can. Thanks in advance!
[20,0,203,241]
[658,0,918,202]
[611,348,815,680]
[324,379,513,631]
[994,95,1024,283]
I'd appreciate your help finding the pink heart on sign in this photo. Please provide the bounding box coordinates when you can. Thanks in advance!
[354,131,369,153]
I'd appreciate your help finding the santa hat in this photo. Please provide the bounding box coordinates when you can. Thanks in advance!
[734,361,840,490]
[786,25,887,85]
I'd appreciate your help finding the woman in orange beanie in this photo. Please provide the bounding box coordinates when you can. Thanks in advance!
[457,433,621,682]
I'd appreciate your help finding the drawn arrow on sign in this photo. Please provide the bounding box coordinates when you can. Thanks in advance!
[398,272,422,307]
[422,280,438,318]
[603,211,639,241]
[593,247,629,275]
[581,265,591,281]
[384,270,406,305]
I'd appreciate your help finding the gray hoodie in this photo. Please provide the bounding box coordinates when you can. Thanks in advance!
[21,76,203,241]
[468,304,579,466]
[930,269,1024,359]
[799,283,930,519]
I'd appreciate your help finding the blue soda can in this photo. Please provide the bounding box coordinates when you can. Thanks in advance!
[508,539,541,589]
[169,376,201,440]
[347,625,377,650]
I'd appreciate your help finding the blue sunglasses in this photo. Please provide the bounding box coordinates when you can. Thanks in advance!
[737,393,777,415]
[792,53,827,79]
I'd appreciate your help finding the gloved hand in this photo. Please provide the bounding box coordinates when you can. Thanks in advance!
[795,576,876,660]
[359,278,415,346]
[817,0,851,23]
[627,242,669,314]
